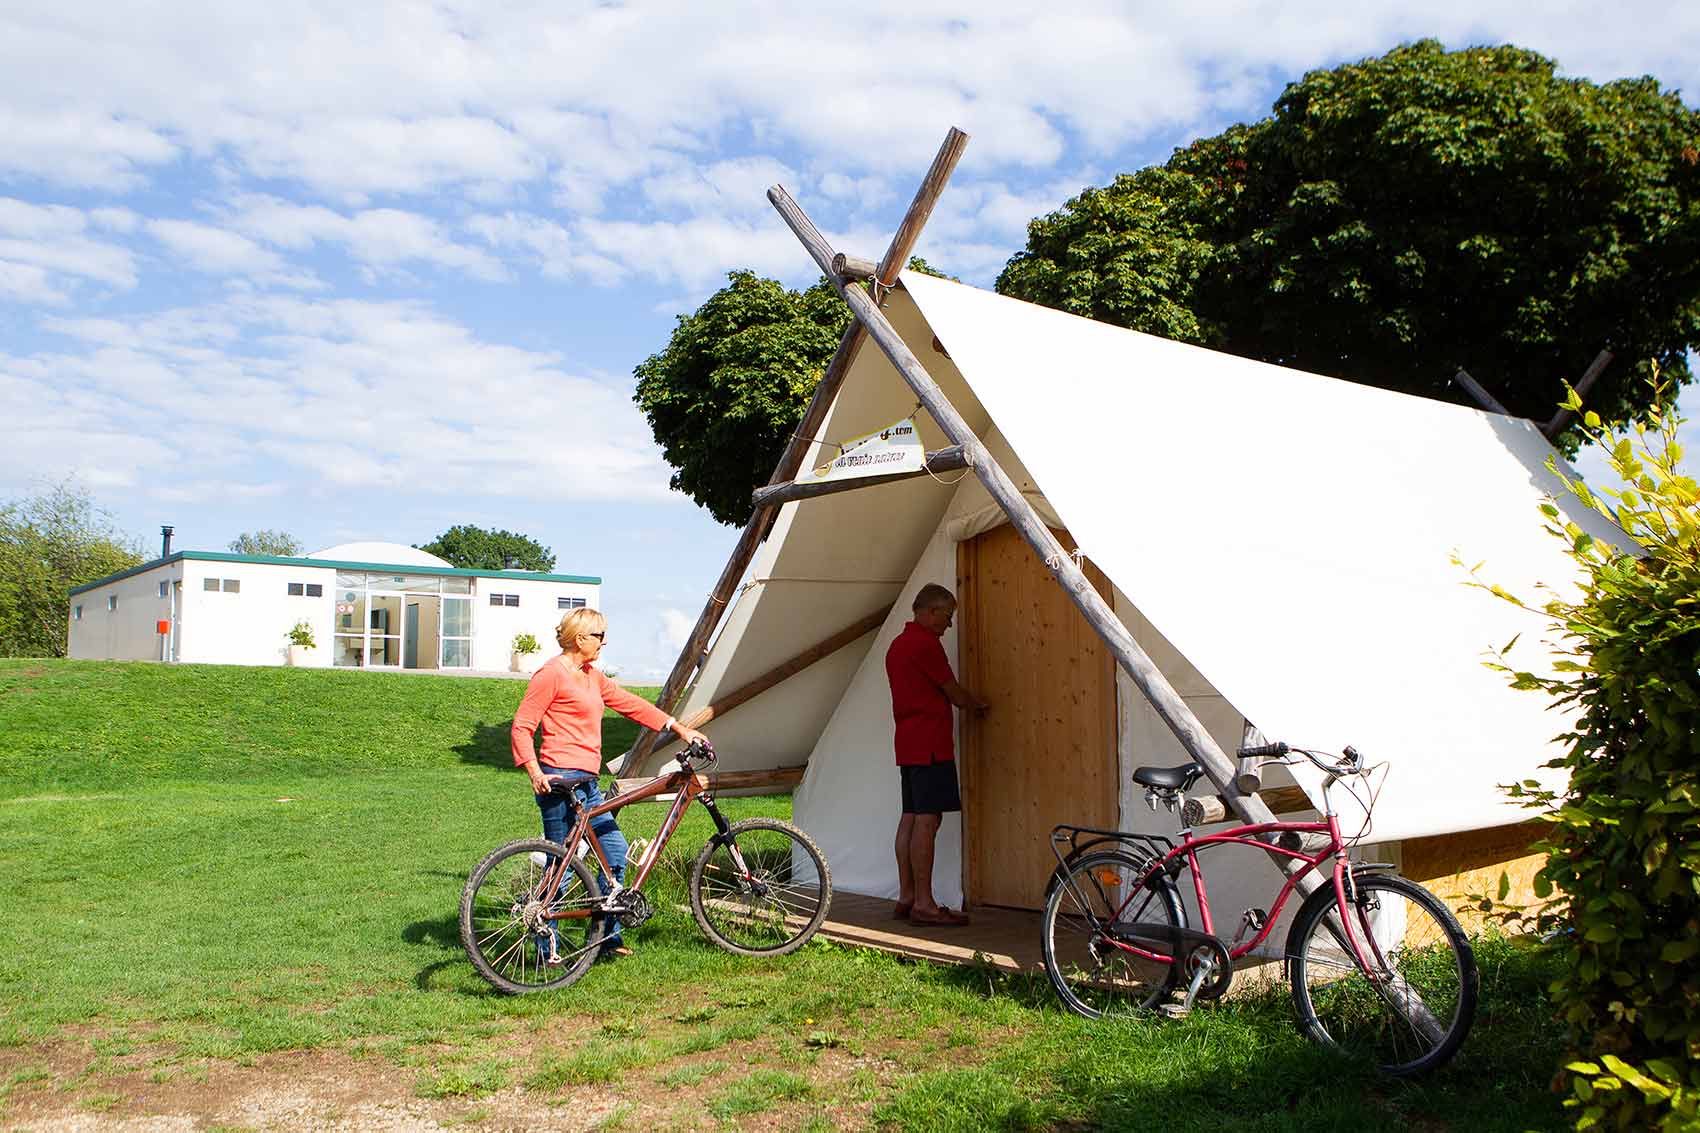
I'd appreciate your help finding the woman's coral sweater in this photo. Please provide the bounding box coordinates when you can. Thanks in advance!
[511,657,671,774]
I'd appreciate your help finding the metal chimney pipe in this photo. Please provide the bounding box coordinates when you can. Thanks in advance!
[161,525,174,558]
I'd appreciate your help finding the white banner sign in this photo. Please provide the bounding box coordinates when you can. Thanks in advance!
[801,418,925,484]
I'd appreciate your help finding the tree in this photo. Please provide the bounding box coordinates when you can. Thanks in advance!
[0,483,142,658]
[998,41,1700,446]
[634,259,954,525]
[635,270,850,525]
[417,526,555,572]
[229,529,302,557]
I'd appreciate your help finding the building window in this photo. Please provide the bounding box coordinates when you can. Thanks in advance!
[305,583,323,597]
[204,578,219,591]
[108,595,118,611]
[158,581,170,598]
[557,597,586,610]
[288,582,304,596]
[222,579,240,593]
[73,605,82,621]
[489,593,519,607]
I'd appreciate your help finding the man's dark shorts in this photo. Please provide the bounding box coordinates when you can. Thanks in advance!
[900,761,962,815]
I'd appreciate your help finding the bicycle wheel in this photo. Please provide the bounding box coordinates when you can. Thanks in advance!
[1287,871,1477,1076]
[689,819,832,957]
[460,838,607,994]
[1042,850,1185,1019]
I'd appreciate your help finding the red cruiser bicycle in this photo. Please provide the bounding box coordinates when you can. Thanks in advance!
[1042,742,1477,1076]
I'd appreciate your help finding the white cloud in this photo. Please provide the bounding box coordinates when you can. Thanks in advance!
[147,218,289,276]
[7,296,677,507]
[0,198,139,304]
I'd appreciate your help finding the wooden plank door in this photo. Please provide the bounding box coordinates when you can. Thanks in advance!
[958,524,1117,909]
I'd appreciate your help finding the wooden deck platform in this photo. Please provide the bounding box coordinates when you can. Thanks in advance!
[814,891,1044,972]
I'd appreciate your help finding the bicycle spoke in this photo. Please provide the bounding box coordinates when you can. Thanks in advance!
[1290,874,1475,1075]
[690,820,832,956]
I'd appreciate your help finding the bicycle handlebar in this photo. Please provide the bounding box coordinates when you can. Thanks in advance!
[1236,740,1366,777]
[676,738,717,771]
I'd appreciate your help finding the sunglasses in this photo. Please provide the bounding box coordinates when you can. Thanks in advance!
[583,631,606,642]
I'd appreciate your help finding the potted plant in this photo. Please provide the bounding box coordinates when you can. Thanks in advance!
[286,620,317,666]
[511,632,541,673]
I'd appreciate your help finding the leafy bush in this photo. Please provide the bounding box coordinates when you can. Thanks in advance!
[286,620,316,648]
[511,632,540,655]
[1482,376,1700,1131]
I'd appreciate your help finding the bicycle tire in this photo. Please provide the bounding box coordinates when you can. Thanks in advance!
[1042,849,1186,1019]
[1287,871,1477,1076]
[689,819,832,957]
[460,838,608,995]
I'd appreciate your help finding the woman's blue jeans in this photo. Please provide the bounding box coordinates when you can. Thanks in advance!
[535,767,627,948]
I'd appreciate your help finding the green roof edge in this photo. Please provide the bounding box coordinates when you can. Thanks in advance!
[69,550,601,596]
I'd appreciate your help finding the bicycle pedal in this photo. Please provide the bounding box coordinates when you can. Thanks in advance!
[1157,1002,1191,1020]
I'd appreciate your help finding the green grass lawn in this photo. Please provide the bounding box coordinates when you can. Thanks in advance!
[0,660,1568,1130]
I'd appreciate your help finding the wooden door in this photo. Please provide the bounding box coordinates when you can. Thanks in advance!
[959,524,1117,909]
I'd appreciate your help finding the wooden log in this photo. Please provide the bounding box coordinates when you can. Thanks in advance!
[1184,784,1310,827]
[750,446,970,509]
[1181,796,1226,826]
[766,183,1303,879]
[1234,754,1263,794]
[831,252,878,281]
[876,127,969,285]
[619,128,971,775]
[666,605,892,735]
[1452,369,1512,416]
[615,764,806,799]
[1542,348,1613,439]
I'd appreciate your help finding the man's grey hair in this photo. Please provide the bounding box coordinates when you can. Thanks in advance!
[912,583,955,612]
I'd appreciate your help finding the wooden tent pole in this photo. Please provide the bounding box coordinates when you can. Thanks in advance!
[669,604,893,733]
[766,183,1292,847]
[750,445,970,509]
[619,127,971,774]
[1542,348,1613,439]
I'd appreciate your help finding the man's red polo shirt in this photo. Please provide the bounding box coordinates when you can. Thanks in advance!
[886,620,955,766]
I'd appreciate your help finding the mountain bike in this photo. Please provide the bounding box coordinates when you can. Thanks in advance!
[1042,742,1477,1076]
[460,740,832,994]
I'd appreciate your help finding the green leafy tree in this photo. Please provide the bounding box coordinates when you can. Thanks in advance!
[417,525,555,572]
[0,483,142,657]
[634,259,953,525]
[229,529,302,557]
[1474,374,1700,1130]
[999,41,1700,445]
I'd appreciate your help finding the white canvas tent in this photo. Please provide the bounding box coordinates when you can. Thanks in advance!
[629,268,1620,913]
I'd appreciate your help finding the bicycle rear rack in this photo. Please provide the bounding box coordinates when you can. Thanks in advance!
[1049,823,1173,871]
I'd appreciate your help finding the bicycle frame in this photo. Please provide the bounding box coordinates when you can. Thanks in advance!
[1088,809,1385,980]
[537,763,742,925]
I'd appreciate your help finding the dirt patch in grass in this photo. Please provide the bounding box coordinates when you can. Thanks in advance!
[0,1014,984,1132]
[0,1041,624,1132]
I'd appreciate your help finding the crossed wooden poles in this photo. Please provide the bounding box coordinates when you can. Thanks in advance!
[619,125,1289,844]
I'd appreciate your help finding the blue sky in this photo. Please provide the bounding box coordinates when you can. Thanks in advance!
[2,2,1696,679]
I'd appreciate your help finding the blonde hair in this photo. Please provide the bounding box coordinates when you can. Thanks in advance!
[555,607,608,651]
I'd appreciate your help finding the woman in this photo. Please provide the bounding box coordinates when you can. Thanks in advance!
[511,607,707,961]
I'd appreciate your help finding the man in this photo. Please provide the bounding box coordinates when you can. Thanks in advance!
[885,583,989,926]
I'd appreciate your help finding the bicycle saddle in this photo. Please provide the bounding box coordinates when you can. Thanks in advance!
[1132,763,1205,791]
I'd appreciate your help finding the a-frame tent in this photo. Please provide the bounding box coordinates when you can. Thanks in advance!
[624,130,1620,920]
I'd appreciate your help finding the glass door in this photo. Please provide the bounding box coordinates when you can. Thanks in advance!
[367,593,402,667]
[440,596,472,668]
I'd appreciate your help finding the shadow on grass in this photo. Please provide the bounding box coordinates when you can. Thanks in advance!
[453,722,512,771]
[404,913,461,949]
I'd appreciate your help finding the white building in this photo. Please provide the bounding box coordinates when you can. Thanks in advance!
[67,540,599,673]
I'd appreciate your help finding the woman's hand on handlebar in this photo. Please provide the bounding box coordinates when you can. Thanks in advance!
[672,721,709,749]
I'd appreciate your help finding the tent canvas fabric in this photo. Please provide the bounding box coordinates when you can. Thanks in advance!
[638,270,1620,907]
